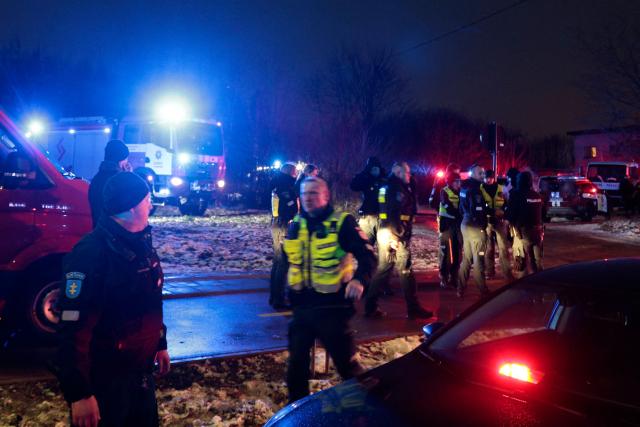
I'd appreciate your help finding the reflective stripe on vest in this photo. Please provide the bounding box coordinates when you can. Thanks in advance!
[438,186,459,219]
[378,187,388,220]
[283,211,354,293]
[271,191,279,217]
[480,184,505,209]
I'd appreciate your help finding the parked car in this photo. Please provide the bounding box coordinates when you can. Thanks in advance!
[0,110,92,341]
[538,175,601,221]
[267,258,640,426]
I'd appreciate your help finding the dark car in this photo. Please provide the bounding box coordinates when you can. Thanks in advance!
[266,259,640,426]
[538,176,601,221]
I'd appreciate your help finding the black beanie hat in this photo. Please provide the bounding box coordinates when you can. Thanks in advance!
[104,139,129,162]
[103,172,150,215]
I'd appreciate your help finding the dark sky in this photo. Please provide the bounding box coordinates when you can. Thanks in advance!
[1,0,637,136]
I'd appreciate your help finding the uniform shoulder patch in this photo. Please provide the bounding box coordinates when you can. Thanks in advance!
[65,272,85,299]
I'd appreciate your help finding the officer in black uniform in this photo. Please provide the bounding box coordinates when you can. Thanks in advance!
[481,170,514,282]
[54,172,169,427]
[269,163,299,310]
[88,140,130,229]
[366,162,433,319]
[438,172,462,288]
[283,177,377,403]
[350,157,386,244]
[457,164,490,298]
[505,171,544,277]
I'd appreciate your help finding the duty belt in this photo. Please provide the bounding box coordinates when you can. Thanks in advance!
[400,215,412,221]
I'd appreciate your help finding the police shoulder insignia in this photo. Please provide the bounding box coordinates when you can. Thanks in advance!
[65,272,85,299]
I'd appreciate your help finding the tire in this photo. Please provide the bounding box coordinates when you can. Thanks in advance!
[26,271,62,340]
[178,196,208,216]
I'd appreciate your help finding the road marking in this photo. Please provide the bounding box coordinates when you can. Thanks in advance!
[259,311,293,317]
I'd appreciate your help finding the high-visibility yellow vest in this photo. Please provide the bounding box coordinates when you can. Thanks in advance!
[480,184,505,209]
[283,211,354,293]
[378,187,388,220]
[438,187,459,219]
[271,190,279,217]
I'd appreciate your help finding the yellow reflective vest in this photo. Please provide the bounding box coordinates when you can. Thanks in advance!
[283,211,354,293]
[438,187,459,219]
[480,184,505,209]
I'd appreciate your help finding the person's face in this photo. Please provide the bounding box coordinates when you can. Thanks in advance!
[118,159,131,172]
[308,169,319,177]
[452,179,461,191]
[131,193,152,226]
[471,166,485,181]
[394,165,410,184]
[370,166,380,177]
[484,176,495,185]
[301,181,329,216]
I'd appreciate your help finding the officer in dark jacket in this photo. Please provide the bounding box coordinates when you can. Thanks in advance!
[269,163,299,309]
[457,164,490,298]
[294,164,319,197]
[349,156,386,244]
[283,177,376,402]
[88,140,130,228]
[366,162,433,319]
[505,171,544,277]
[428,162,461,210]
[481,170,514,282]
[54,172,169,427]
[438,172,462,288]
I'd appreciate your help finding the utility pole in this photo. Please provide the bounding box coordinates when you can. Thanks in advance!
[481,121,498,173]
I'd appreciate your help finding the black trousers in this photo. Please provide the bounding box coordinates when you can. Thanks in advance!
[270,223,288,306]
[91,372,158,427]
[287,306,362,403]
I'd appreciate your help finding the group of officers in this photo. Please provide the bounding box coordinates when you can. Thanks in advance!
[433,162,544,298]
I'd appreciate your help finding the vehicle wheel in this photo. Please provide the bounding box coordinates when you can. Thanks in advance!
[178,197,208,216]
[26,271,62,340]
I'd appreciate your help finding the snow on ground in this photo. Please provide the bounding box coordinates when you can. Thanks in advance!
[0,336,421,427]
[545,216,640,246]
[598,217,640,239]
[151,207,440,275]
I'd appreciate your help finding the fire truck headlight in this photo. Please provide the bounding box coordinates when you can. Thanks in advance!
[217,179,225,189]
[170,176,184,186]
[178,153,191,164]
[273,160,282,169]
[156,98,189,124]
[28,120,45,136]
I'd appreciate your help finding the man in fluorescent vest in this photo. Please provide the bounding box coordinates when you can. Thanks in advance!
[481,170,514,282]
[438,172,462,288]
[283,177,377,403]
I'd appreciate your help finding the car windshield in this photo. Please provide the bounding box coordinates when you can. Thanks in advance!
[429,283,640,406]
[124,122,224,156]
[587,164,626,181]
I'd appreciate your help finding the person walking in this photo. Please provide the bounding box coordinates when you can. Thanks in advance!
[269,163,299,310]
[505,171,544,277]
[457,164,490,298]
[88,140,130,228]
[283,177,376,403]
[437,172,462,289]
[365,162,433,319]
[481,170,514,282]
[54,172,169,427]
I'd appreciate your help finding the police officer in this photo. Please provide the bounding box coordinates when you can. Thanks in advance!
[438,172,462,289]
[428,162,461,210]
[269,163,299,310]
[88,140,131,228]
[54,172,169,427]
[366,162,433,319]
[457,164,490,298]
[283,177,376,403]
[349,156,386,245]
[294,163,319,197]
[481,170,514,282]
[505,171,544,277]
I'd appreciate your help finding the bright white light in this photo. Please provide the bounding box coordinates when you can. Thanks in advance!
[103,127,111,134]
[273,160,282,169]
[69,128,76,135]
[296,162,305,172]
[178,153,191,164]
[216,179,225,189]
[155,98,189,124]
[146,175,154,182]
[170,177,184,186]
[216,121,222,127]
[28,120,45,135]
[25,131,33,138]
[158,188,170,196]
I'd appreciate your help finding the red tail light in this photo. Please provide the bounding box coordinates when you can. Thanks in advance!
[498,362,544,384]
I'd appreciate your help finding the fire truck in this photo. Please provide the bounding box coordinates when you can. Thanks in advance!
[45,115,226,215]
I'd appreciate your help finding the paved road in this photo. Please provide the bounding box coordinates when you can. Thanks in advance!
[2,214,638,384]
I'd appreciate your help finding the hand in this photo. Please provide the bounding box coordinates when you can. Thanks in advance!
[345,279,364,300]
[155,349,171,375]
[71,396,100,427]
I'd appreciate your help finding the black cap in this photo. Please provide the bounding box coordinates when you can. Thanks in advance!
[104,140,129,162]
[103,172,149,215]
[446,172,461,185]
[485,169,495,179]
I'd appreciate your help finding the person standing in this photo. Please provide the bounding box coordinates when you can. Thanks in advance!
[88,140,130,228]
[54,172,169,427]
[269,163,299,310]
[429,162,461,210]
[349,157,386,244]
[294,164,319,198]
[366,162,433,319]
[457,164,490,298]
[283,177,376,403]
[505,171,544,277]
[481,170,514,282]
[437,172,462,289]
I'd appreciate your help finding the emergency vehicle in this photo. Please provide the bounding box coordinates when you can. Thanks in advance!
[586,161,638,209]
[46,115,226,216]
[0,110,92,340]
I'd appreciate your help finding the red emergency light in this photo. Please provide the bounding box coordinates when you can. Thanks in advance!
[436,170,445,179]
[498,362,544,384]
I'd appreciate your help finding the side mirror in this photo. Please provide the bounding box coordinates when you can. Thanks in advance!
[423,322,445,340]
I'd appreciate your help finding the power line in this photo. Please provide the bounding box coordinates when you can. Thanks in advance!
[397,0,532,55]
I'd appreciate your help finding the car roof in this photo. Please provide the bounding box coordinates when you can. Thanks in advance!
[517,258,640,292]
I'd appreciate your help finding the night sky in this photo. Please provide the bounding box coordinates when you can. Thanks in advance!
[1,0,638,136]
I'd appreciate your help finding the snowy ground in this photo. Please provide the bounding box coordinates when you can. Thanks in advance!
[151,207,440,275]
[545,215,640,246]
[0,336,421,427]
